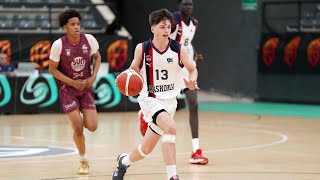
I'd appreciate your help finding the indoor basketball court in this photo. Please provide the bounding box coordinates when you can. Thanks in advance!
[1,101,319,180]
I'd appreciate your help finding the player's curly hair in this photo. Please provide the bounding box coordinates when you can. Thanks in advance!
[149,8,174,27]
[58,9,81,27]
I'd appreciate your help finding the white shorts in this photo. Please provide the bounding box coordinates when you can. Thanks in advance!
[138,96,177,123]
[138,96,177,135]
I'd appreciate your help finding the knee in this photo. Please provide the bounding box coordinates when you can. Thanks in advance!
[74,125,84,136]
[139,144,153,155]
[166,122,176,135]
[86,124,97,132]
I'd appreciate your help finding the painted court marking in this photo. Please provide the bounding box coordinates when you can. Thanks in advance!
[1,121,288,163]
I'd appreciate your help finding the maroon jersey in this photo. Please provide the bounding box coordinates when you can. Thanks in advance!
[57,33,92,86]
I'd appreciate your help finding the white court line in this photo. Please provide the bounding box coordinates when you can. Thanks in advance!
[0,124,288,164]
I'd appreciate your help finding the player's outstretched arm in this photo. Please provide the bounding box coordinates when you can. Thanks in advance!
[181,46,199,90]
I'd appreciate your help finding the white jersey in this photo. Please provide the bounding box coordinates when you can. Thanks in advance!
[170,11,198,59]
[138,39,184,99]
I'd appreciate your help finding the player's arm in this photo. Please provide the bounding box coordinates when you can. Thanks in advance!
[129,43,143,73]
[91,51,101,78]
[192,18,203,63]
[85,34,101,88]
[85,50,101,88]
[193,46,203,63]
[180,46,199,90]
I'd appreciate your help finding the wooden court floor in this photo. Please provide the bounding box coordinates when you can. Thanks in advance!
[0,110,320,180]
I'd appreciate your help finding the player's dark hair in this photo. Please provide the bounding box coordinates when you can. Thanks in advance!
[58,9,81,27]
[149,8,174,26]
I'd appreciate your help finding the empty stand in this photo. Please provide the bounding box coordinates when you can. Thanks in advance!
[0,0,110,34]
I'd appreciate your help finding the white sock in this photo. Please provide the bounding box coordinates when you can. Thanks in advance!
[192,138,200,153]
[79,154,87,160]
[166,165,177,180]
[121,153,132,166]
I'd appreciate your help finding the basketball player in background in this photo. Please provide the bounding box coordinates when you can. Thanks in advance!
[112,9,198,180]
[48,9,101,175]
[139,0,208,165]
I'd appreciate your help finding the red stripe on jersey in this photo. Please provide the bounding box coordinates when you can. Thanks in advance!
[176,22,183,43]
[178,44,184,68]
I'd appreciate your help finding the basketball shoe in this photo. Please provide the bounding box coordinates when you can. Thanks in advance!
[189,149,209,165]
[138,110,148,136]
[112,153,130,180]
[78,159,89,175]
[169,175,179,180]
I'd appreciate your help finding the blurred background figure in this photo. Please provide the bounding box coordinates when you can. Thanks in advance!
[0,52,17,76]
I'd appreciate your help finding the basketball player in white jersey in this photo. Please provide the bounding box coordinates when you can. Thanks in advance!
[49,9,101,175]
[112,9,198,180]
[169,0,208,165]
[139,0,208,165]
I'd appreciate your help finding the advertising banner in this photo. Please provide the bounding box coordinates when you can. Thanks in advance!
[259,33,320,74]
[0,34,132,73]
[0,73,186,114]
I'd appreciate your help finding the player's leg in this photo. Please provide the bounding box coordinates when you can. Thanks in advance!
[82,109,98,132]
[72,88,97,174]
[80,88,98,132]
[184,89,208,165]
[113,110,178,180]
[155,111,179,180]
[67,108,90,174]
[112,123,161,180]
[184,89,199,139]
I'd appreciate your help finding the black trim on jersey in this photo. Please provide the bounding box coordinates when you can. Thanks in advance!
[169,39,180,53]
[172,11,198,42]
[143,40,155,97]
[150,38,171,55]
[174,11,198,26]
[170,40,184,68]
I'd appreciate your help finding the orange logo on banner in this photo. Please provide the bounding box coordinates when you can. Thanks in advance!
[262,37,279,67]
[284,36,301,67]
[30,40,51,70]
[0,40,11,63]
[107,40,128,71]
[307,38,320,68]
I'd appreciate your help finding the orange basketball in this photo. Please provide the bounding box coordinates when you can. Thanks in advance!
[116,69,143,96]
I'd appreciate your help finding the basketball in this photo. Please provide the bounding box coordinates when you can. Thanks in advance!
[116,69,143,96]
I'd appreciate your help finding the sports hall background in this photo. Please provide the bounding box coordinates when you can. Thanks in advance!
[1,0,320,114]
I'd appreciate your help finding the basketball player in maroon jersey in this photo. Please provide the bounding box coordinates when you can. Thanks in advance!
[48,9,101,175]
[139,0,208,165]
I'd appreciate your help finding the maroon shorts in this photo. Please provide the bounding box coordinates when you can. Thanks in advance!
[59,85,96,113]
